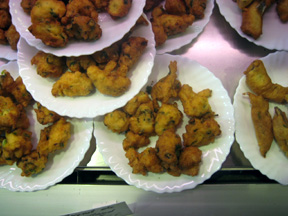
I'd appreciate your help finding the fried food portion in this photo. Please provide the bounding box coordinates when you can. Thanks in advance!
[21,0,38,14]
[4,24,20,51]
[87,61,131,96]
[125,148,147,175]
[154,103,183,136]
[90,0,109,12]
[246,92,273,157]
[244,60,288,103]
[15,104,30,130]
[17,150,48,177]
[0,9,11,29]
[0,96,20,130]
[179,146,202,176]
[31,51,66,78]
[34,102,61,125]
[104,109,129,134]
[237,0,254,9]
[1,129,32,165]
[0,0,9,11]
[129,101,155,135]
[144,0,163,12]
[272,107,288,157]
[0,69,14,96]
[182,117,221,147]
[37,118,71,156]
[107,0,132,19]
[52,71,94,97]
[276,0,288,23]
[66,55,96,72]
[139,147,164,174]
[0,29,7,45]
[122,131,150,151]
[92,42,120,65]
[123,91,151,116]
[165,0,186,15]
[151,61,181,103]
[179,84,214,118]
[185,0,207,19]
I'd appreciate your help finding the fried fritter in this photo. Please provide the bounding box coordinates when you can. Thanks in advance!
[179,146,202,176]
[37,118,71,156]
[92,42,120,65]
[244,60,288,103]
[66,55,96,72]
[123,91,151,116]
[179,84,214,118]
[139,147,164,174]
[182,117,221,147]
[87,61,131,96]
[185,0,207,19]
[272,107,288,157]
[0,0,9,11]
[104,109,129,134]
[31,51,66,78]
[122,131,150,151]
[0,29,7,45]
[276,0,288,23]
[52,71,94,97]
[21,0,38,14]
[165,0,187,15]
[34,102,61,125]
[154,103,183,136]
[144,0,163,12]
[246,92,273,157]
[125,148,147,175]
[107,0,132,19]
[236,0,254,9]
[0,9,11,29]
[0,96,20,130]
[151,61,181,103]
[4,24,20,50]
[0,69,14,96]
[15,104,30,130]
[90,0,109,12]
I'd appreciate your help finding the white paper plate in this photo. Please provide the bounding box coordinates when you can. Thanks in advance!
[155,0,214,54]
[9,0,145,56]
[94,54,235,193]
[0,45,17,60]
[233,51,288,185]
[17,20,156,118]
[216,0,288,51]
[0,61,93,192]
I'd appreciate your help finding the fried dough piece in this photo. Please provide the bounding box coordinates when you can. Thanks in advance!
[179,146,202,176]
[139,147,164,174]
[244,60,288,103]
[276,0,288,23]
[122,131,150,151]
[104,109,129,134]
[34,102,61,125]
[0,29,7,45]
[21,0,38,14]
[236,0,254,9]
[31,51,66,78]
[90,0,109,12]
[37,118,71,156]
[123,91,151,116]
[272,107,288,157]
[0,69,14,96]
[151,61,181,103]
[0,0,9,11]
[52,71,94,97]
[154,103,183,136]
[144,0,163,12]
[183,117,221,147]
[179,84,214,118]
[165,0,186,15]
[0,9,11,29]
[185,0,207,19]
[246,92,273,157]
[5,24,20,50]
[15,104,30,130]
[66,55,96,72]
[107,0,132,19]
[0,96,20,130]
[92,42,120,65]
[87,61,131,96]
[125,148,147,175]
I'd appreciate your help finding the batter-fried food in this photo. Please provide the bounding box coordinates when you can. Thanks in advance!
[276,0,288,23]
[34,102,61,125]
[0,96,20,130]
[1,128,32,165]
[154,103,183,136]
[122,131,150,151]
[0,29,7,45]
[17,150,48,177]
[0,69,14,96]
[246,92,273,157]
[179,146,202,176]
[272,107,288,157]
[0,9,11,29]
[66,55,96,72]
[92,42,120,65]
[182,117,221,147]
[107,0,132,19]
[125,148,146,175]
[52,71,94,97]
[15,104,30,130]
[144,0,163,12]
[123,91,151,116]
[179,84,214,118]
[151,61,181,103]
[165,0,186,15]
[244,59,288,103]
[90,0,109,12]
[185,0,207,19]
[87,61,131,96]
[104,109,129,134]
[0,0,9,11]
[129,101,155,135]
[139,147,164,174]
[31,51,66,78]
[4,24,20,50]
[236,0,254,9]
[21,0,38,14]
[37,118,71,156]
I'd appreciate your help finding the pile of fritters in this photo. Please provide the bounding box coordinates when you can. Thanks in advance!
[244,59,288,158]
[103,60,221,177]
[31,27,148,97]
[150,0,207,47]
[234,0,288,39]
[0,70,72,177]
[21,0,133,47]
[0,0,20,50]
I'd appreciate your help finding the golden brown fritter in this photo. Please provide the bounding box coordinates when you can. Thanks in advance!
[122,131,150,151]
[4,24,20,50]
[244,60,288,103]
[125,147,147,175]
[31,51,66,78]
[0,96,20,131]
[179,146,202,176]
[15,104,30,130]
[52,71,94,97]
[107,0,132,19]
[0,29,7,45]
[139,147,164,174]
[0,69,14,96]
[144,0,163,12]
[34,102,61,125]
[154,103,183,136]
[179,84,213,118]
[246,92,273,157]
[182,117,221,147]
[272,107,288,157]
[90,0,109,12]
[276,0,288,22]
[236,0,254,9]
[0,0,9,11]
[165,0,187,15]
[104,109,129,134]
[185,0,207,19]
[0,9,11,29]
[66,55,96,72]
[123,91,151,116]
[92,42,120,65]
[151,61,181,103]
[21,0,38,14]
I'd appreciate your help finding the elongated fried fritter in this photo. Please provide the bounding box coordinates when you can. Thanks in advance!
[246,92,273,157]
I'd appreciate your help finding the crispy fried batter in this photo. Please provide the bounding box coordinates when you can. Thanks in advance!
[125,148,147,175]
[0,69,14,96]
[179,146,202,176]
[92,42,120,65]
[122,131,150,151]
[104,109,129,134]
[0,96,20,131]
[0,9,11,29]
[4,24,20,50]
[21,0,38,14]
[139,147,164,174]
[165,0,187,15]
[123,91,151,116]
[66,55,96,72]
[107,0,132,19]
[34,102,61,125]
[185,0,207,19]
[276,0,288,23]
